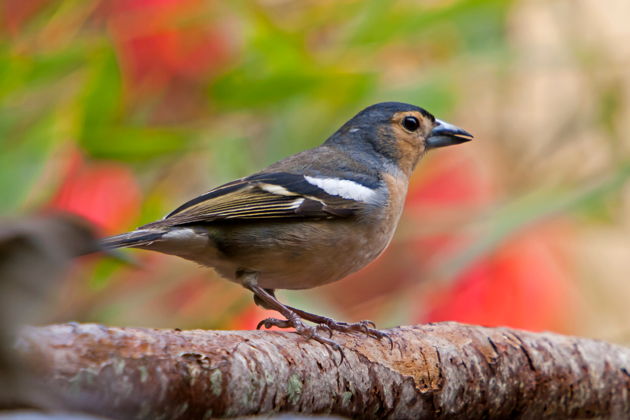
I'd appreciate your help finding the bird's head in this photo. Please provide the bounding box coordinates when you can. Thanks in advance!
[328,102,473,175]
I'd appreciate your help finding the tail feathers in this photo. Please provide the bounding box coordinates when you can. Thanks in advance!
[101,229,164,250]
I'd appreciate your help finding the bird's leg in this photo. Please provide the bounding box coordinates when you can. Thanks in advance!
[253,287,392,348]
[245,282,345,358]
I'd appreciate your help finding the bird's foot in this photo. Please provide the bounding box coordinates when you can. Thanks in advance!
[287,309,393,349]
[256,316,345,362]
[247,283,392,362]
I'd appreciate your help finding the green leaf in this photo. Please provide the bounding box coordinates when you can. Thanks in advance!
[81,126,188,161]
[349,0,510,53]
[79,45,123,134]
[0,115,58,212]
[210,71,323,109]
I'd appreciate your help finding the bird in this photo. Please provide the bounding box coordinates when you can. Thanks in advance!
[0,212,99,406]
[102,102,473,352]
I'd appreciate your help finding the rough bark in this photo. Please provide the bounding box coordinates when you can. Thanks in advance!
[14,322,630,419]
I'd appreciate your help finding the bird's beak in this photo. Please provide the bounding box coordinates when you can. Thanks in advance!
[426,119,473,149]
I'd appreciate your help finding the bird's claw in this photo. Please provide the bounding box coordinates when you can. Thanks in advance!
[336,319,376,329]
[321,319,393,349]
[316,323,334,338]
[256,317,292,330]
[285,307,393,349]
[257,315,345,363]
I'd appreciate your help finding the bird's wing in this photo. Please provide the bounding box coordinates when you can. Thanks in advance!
[146,172,373,228]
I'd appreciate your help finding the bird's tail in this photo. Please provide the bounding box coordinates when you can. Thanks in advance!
[100,229,165,250]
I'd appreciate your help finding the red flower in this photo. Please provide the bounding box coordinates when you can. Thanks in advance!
[105,0,233,95]
[49,152,141,234]
[420,226,576,332]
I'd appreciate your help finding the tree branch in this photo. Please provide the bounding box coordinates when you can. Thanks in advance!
[15,322,630,419]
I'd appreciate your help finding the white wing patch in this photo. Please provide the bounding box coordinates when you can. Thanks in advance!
[304,176,376,202]
[259,183,296,196]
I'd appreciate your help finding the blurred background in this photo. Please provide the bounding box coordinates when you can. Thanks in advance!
[1,0,629,345]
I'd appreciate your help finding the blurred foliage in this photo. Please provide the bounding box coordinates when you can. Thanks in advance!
[2,0,630,343]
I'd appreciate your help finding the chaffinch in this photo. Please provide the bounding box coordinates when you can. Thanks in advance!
[102,102,472,353]
[0,213,99,402]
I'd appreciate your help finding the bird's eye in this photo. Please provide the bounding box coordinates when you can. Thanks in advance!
[402,116,420,132]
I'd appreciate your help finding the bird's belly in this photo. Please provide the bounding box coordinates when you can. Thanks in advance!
[252,243,379,290]
[209,218,395,290]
